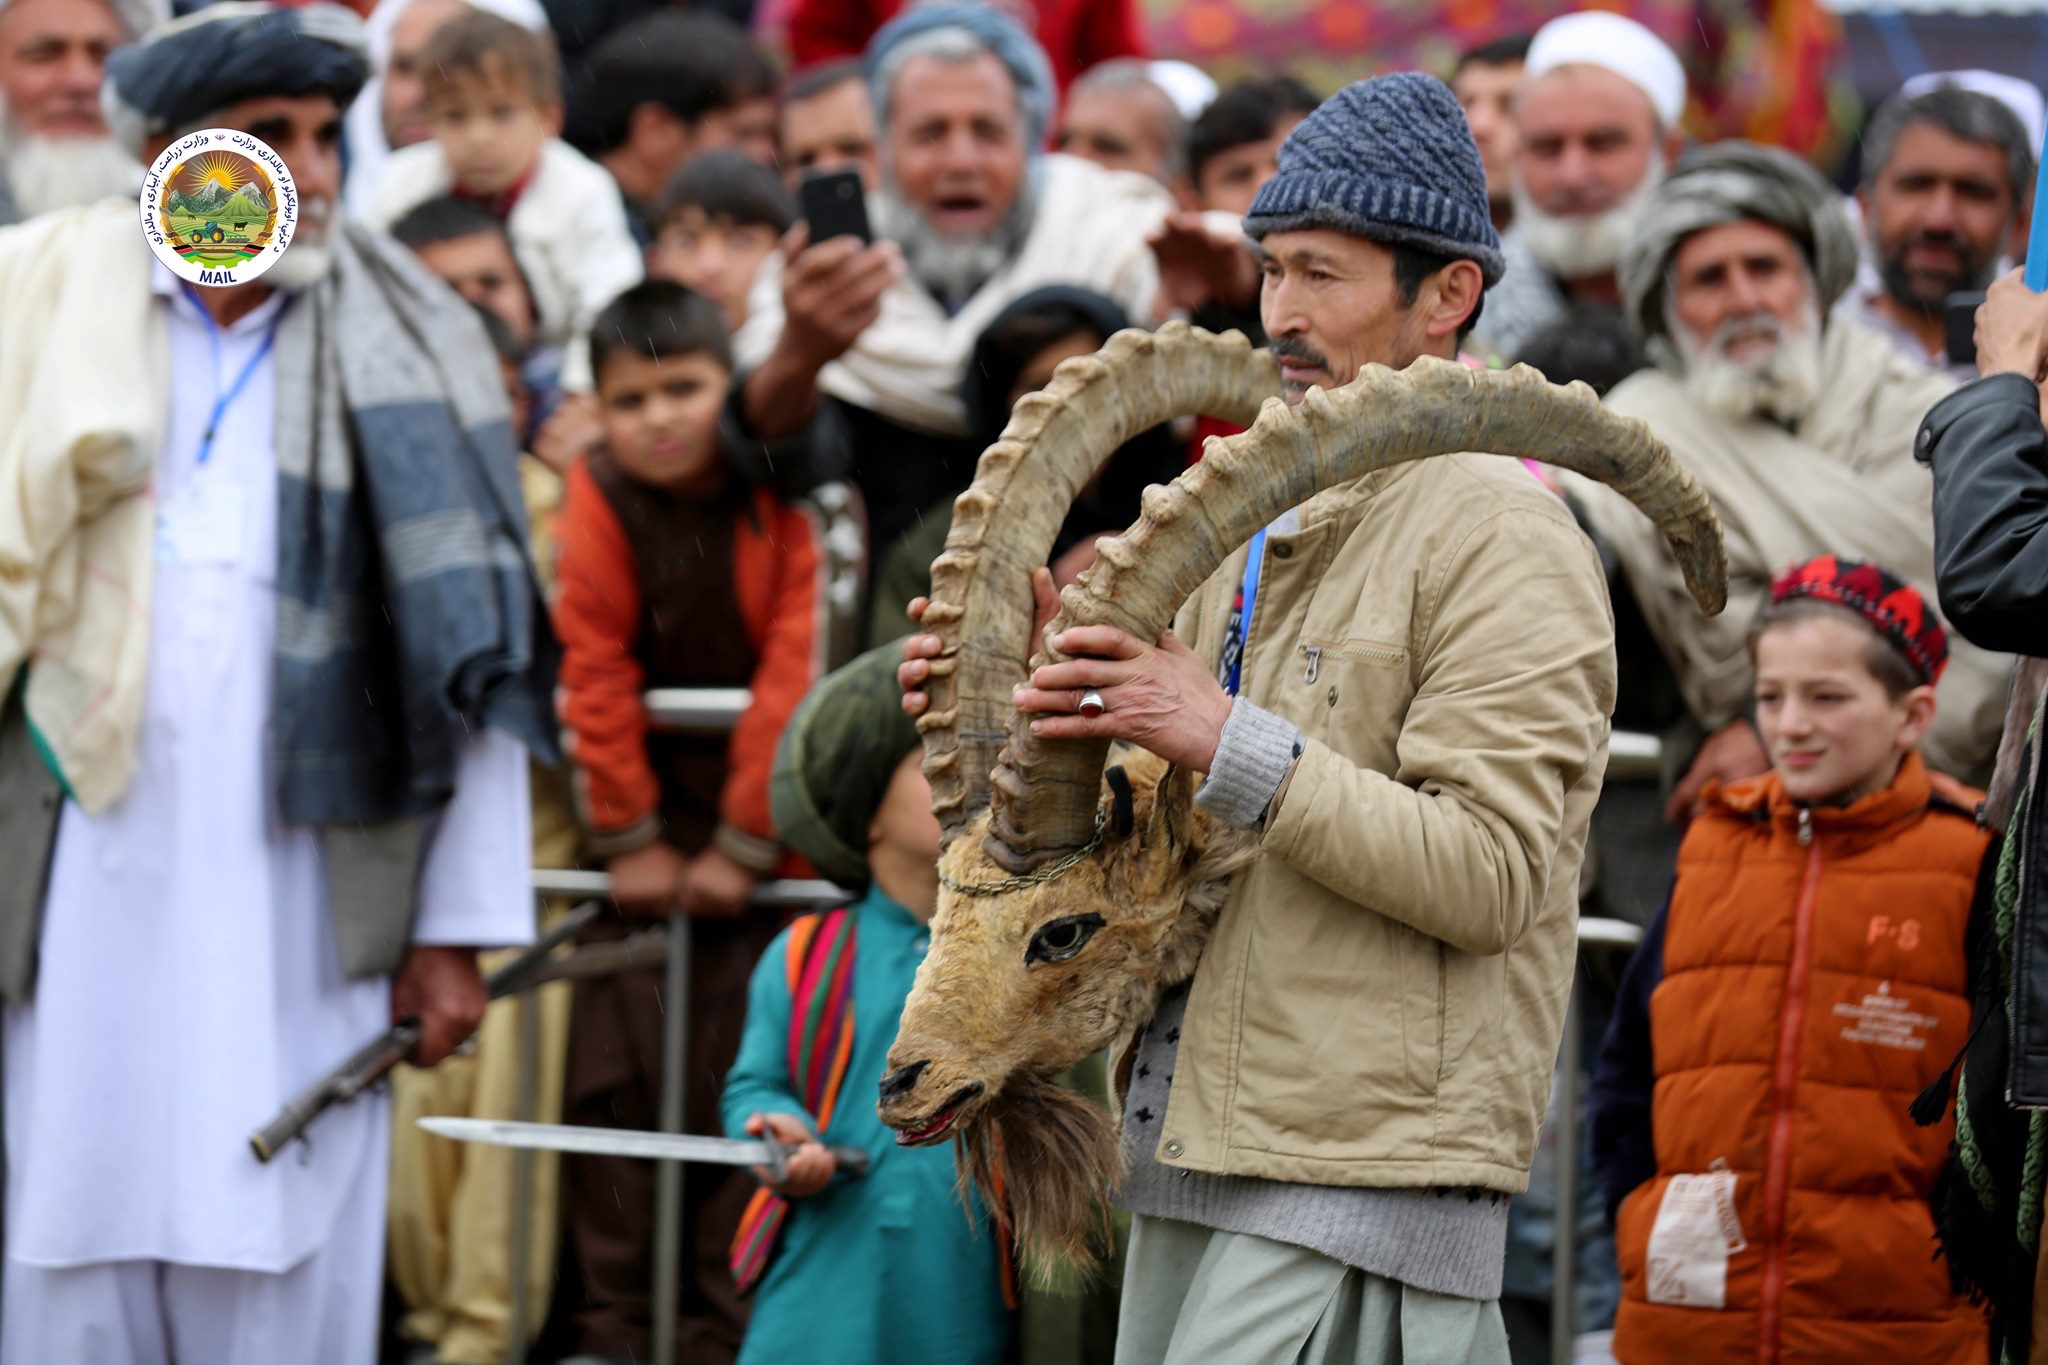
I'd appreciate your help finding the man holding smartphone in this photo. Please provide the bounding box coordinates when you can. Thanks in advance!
[1851,82,2033,379]
[729,4,1249,580]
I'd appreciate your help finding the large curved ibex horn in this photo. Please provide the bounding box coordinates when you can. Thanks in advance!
[919,323,1280,846]
[983,358,1728,870]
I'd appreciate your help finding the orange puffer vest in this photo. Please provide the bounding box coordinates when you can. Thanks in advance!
[1613,753,1990,1365]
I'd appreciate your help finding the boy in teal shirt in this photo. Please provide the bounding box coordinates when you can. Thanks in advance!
[720,646,1012,1364]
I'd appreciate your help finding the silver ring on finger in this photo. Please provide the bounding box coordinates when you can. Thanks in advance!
[1078,689,1107,719]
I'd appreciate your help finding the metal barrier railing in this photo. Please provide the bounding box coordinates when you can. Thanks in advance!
[499,687,1664,1364]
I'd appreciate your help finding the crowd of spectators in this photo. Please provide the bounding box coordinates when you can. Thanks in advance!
[1,0,2046,1361]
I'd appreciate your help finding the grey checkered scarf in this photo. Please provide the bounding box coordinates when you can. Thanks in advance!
[269,217,557,825]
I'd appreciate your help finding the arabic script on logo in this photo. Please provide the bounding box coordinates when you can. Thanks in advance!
[139,129,298,288]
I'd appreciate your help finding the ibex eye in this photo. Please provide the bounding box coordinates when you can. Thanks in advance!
[1026,913,1106,965]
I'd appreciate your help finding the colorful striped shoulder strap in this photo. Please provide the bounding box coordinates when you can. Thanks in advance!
[729,906,858,1294]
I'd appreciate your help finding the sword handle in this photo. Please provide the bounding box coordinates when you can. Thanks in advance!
[761,1132,791,1185]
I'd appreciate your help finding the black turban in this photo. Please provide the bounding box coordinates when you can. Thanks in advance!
[105,2,369,155]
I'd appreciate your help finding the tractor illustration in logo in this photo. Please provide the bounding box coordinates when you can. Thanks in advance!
[158,148,277,271]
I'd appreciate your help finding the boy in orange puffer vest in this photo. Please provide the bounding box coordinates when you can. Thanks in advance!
[1590,555,1992,1365]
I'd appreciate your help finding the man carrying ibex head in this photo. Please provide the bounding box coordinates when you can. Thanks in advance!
[901,73,1615,1361]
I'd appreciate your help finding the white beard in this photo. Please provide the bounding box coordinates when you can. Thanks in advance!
[0,129,141,219]
[1512,149,1665,281]
[872,173,1036,307]
[1667,296,1824,426]
[265,198,339,291]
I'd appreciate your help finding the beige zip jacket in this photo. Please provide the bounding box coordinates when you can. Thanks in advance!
[1144,450,1616,1194]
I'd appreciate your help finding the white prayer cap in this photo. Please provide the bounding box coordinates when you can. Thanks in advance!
[1525,11,1687,129]
[1149,59,1218,121]
[1901,69,2046,155]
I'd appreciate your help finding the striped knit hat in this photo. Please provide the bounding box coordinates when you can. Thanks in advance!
[1242,72,1505,286]
[1770,555,1950,687]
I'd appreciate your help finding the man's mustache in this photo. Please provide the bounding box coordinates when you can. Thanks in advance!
[1899,228,1972,264]
[1270,337,1330,374]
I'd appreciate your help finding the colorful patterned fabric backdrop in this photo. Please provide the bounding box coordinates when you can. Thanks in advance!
[1141,0,1853,159]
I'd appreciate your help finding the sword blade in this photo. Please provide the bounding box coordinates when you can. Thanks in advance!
[419,1117,773,1166]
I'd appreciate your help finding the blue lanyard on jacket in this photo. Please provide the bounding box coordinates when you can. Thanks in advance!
[1223,527,1268,697]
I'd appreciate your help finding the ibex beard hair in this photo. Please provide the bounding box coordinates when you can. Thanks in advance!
[874,324,1727,1281]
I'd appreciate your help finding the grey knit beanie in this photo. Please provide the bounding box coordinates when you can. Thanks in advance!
[1243,72,1505,286]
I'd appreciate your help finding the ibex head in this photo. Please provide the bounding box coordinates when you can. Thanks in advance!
[877,324,1727,1271]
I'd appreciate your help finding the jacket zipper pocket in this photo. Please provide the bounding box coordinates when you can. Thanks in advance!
[1758,808,1821,1365]
[1299,639,1406,668]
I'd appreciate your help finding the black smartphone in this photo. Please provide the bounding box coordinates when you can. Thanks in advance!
[1946,289,1985,367]
[798,167,871,246]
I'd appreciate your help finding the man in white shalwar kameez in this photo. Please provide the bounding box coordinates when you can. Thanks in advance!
[0,7,558,1361]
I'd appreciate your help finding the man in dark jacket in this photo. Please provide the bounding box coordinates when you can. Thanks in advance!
[1919,268,2048,658]
[1914,266,2048,1360]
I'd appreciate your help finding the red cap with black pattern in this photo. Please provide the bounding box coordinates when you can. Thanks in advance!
[1769,555,1948,686]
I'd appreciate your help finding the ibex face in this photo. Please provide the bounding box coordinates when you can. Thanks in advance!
[878,759,1244,1145]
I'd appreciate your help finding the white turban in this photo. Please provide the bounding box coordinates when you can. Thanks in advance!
[342,0,552,218]
[1901,68,2046,155]
[1525,11,1687,129]
[1148,59,1217,122]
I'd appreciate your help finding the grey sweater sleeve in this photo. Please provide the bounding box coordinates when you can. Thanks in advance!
[1195,700,1303,828]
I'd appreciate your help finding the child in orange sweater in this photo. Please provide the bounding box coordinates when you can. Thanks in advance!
[550,279,830,1359]
[1590,556,1991,1365]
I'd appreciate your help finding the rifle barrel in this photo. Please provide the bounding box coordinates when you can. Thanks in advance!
[247,902,601,1162]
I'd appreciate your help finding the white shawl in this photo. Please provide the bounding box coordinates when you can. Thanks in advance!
[736,154,1176,438]
[1566,315,2013,780]
[0,204,165,812]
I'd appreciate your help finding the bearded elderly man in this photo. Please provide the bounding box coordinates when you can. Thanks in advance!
[0,5,551,1361]
[906,74,1618,1362]
[0,0,160,224]
[734,3,1248,567]
[1479,10,1685,361]
[1565,143,2012,814]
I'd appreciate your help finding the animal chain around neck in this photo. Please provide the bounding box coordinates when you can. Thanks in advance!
[938,805,1110,898]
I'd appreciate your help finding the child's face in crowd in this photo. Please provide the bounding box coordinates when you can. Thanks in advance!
[594,348,730,495]
[1007,328,1106,410]
[1195,115,1305,217]
[869,748,942,917]
[412,229,537,348]
[1754,615,1935,805]
[647,207,780,332]
[429,61,559,196]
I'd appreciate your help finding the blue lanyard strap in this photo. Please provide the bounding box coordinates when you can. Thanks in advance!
[1224,527,1267,697]
[183,284,283,467]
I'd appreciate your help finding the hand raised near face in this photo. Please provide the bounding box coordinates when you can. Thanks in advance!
[776,222,904,372]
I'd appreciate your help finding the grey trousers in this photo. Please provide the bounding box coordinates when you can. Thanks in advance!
[1115,1215,1513,1365]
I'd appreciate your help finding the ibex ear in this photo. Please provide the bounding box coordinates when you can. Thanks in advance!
[1146,764,1203,854]
[1104,766,1137,838]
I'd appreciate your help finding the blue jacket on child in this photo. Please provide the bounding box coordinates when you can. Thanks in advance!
[721,886,1012,1364]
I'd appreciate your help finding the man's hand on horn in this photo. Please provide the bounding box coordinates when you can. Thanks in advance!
[1014,627,1233,773]
[897,567,1063,719]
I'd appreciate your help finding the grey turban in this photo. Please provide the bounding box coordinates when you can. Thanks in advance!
[1620,141,1860,343]
[103,1,368,157]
